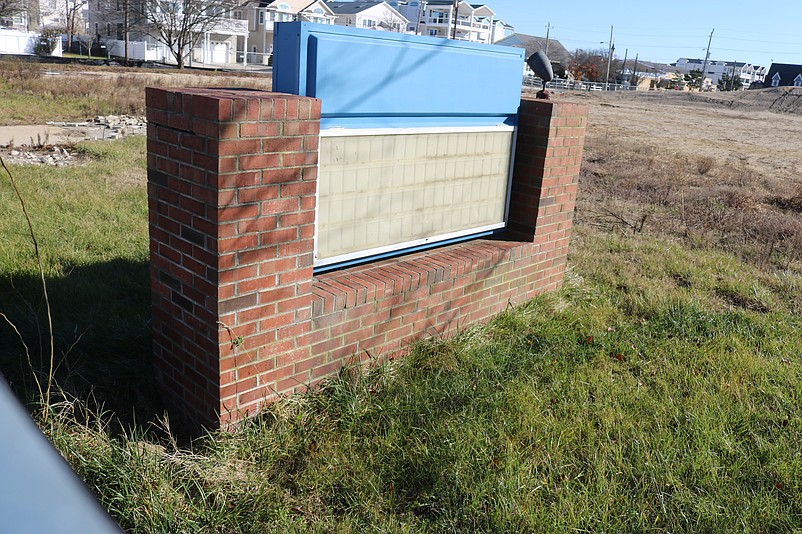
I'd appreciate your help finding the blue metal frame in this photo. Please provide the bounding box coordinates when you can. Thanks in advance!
[273,22,524,129]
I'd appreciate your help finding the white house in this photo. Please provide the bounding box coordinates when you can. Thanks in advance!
[245,0,336,64]
[672,57,766,90]
[490,18,512,43]
[327,1,408,33]
[390,0,494,44]
[87,0,248,65]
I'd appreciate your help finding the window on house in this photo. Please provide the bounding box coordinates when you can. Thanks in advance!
[362,19,376,27]
[117,22,123,39]
[428,29,437,36]
[277,3,290,10]
[794,75,802,87]
[259,11,264,24]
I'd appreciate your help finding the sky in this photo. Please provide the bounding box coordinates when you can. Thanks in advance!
[486,0,802,68]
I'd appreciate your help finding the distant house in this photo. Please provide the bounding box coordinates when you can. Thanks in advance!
[491,19,513,43]
[390,0,495,44]
[245,0,336,64]
[327,1,408,32]
[764,63,802,88]
[87,0,248,66]
[671,57,766,90]
[494,33,571,78]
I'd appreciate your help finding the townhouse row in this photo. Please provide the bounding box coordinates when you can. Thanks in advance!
[1,0,516,66]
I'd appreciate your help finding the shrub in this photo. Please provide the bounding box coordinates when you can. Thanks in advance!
[34,28,61,57]
[696,156,715,175]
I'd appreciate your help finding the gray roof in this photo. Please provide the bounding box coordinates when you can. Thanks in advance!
[494,33,572,68]
[327,0,385,14]
[764,63,802,86]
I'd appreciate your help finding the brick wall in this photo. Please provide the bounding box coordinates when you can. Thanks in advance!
[146,89,587,429]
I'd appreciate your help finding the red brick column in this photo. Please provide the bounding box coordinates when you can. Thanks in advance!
[146,88,320,429]
[508,98,587,253]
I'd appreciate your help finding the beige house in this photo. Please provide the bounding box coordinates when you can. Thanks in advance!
[245,0,335,64]
[327,1,408,33]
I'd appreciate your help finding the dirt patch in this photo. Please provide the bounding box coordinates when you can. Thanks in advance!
[570,88,802,273]
[557,89,802,184]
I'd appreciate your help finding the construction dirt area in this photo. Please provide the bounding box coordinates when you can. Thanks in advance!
[562,86,802,181]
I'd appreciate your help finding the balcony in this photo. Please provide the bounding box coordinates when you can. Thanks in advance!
[212,17,248,36]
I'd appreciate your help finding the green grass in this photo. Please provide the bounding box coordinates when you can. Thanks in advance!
[0,136,153,415]
[3,123,802,531]
[39,234,802,531]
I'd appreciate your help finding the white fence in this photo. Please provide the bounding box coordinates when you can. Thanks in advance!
[523,76,636,92]
[106,39,164,61]
[0,29,62,56]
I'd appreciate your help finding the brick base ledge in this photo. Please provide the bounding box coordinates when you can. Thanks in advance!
[308,234,566,367]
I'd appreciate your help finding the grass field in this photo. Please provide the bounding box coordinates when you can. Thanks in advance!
[0,59,272,124]
[2,70,802,531]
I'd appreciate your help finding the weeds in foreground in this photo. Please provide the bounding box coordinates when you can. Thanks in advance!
[0,155,55,416]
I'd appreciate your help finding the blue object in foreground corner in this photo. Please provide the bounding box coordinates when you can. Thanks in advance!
[0,377,123,533]
[272,22,525,129]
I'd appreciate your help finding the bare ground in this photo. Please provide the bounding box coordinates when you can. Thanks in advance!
[564,87,802,181]
[554,87,802,275]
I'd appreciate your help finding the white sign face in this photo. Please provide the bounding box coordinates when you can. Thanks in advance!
[315,126,515,267]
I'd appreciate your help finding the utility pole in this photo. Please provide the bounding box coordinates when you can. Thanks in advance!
[699,28,714,92]
[730,59,737,91]
[451,0,458,40]
[123,0,130,63]
[604,25,613,91]
[632,53,639,88]
[415,0,426,35]
[544,21,550,55]
[620,48,627,86]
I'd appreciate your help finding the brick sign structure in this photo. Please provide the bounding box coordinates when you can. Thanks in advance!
[146,87,586,429]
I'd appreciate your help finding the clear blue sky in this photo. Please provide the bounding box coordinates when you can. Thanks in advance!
[487,1,802,68]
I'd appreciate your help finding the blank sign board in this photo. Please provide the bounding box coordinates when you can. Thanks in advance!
[272,22,524,268]
[316,126,514,266]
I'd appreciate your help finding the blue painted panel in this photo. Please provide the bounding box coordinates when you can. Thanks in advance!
[273,22,524,128]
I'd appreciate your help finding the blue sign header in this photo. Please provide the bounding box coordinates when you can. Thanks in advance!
[273,22,524,129]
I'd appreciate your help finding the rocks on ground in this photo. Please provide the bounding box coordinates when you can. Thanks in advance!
[0,114,147,166]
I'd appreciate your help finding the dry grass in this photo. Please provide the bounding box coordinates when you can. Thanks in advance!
[577,131,802,271]
[0,59,273,124]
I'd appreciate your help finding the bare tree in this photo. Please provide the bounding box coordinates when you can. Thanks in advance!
[139,0,238,68]
[568,48,608,82]
[65,0,89,50]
